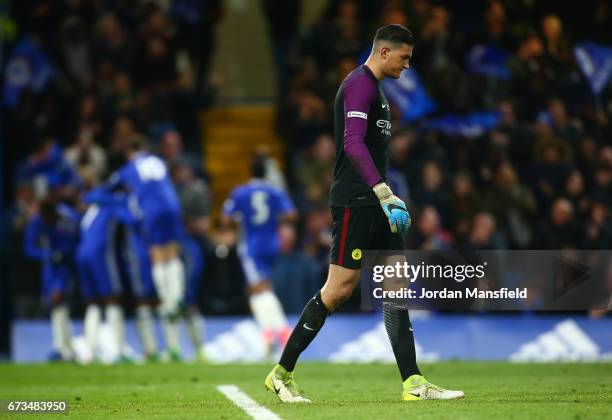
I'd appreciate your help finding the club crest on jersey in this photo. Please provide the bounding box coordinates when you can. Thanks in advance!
[352,249,362,260]
[376,119,391,136]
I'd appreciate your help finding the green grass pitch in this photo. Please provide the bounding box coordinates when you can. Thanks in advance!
[1,362,611,419]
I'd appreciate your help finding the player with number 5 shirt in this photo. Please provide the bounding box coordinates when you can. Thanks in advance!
[222,156,297,355]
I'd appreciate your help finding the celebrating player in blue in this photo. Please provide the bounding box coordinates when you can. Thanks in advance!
[76,190,127,363]
[120,204,161,362]
[77,188,159,362]
[24,195,80,361]
[104,136,186,357]
[265,24,464,402]
[222,157,296,355]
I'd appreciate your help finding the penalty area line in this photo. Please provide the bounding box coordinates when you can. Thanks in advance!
[217,384,281,420]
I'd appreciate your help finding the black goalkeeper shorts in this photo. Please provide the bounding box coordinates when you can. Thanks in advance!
[330,205,404,269]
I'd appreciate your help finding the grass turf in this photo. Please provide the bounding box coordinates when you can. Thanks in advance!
[0,362,610,419]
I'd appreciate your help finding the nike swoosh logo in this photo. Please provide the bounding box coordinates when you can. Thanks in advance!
[388,204,405,212]
[303,323,315,331]
[273,381,280,394]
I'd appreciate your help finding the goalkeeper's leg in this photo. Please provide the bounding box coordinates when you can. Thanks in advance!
[266,264,359,402]
[380,253,464,401]
[384,304,464,401]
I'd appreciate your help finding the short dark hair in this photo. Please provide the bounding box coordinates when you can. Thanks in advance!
[40,195,59,225]
[251,156,266,179]
[126,134,149,153]
[374,24,414,47]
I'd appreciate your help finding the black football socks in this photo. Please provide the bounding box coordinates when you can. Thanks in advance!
[279,290,330,372]
[383,303,421,381]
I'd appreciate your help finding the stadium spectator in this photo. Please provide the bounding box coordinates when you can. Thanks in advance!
[108,72,136,115]
[450,172,480,243]
[592,160,612,199]
[271,222,322,313]
[159,129,203,177]
[481,163,537,248]
[546,98,583,144]
[64,94,107,188]
[296,132,335,209]
[388,129,418,184]
[171,0,223,95]
[414,5,468,112]
[536,198,582,249]
[412,160,453,229]
[507,33,548,118]
[406,206,452,251]
[540,15,576,92]
[57,15,94,93]
[583,195,612,250]
[94,13,130,71]
[133,7,178,92]
[474,0,514,50]
[531,138,573,212]
[262,0,301,102]
[468,211,507,250]
[170,160,211,238]
[564,169,590,220]
[302,206,333,267]
[281,59,329,152]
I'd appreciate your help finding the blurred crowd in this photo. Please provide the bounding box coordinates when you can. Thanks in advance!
[270,0,612,258]
[2,0,612,320]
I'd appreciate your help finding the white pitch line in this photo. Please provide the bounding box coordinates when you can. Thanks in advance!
[217,384,281,420]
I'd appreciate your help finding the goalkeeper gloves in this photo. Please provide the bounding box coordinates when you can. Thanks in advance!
[373,182,411,234]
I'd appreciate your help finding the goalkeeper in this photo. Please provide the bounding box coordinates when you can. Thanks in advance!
[266,24,464,402]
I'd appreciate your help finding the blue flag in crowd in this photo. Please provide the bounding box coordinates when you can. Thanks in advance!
[3,37,53,108]
[467,44,511,80]
[574,42,612,95]
[382,68,437,122]
[425,111,501,138]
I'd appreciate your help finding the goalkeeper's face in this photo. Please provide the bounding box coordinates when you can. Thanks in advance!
[381,43,413,79]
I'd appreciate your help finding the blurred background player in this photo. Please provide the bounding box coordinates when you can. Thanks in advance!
[222,156,296,355]
[24,195,79,361]
[76,188,127,363]
[78,187,159,363]
[103,136,186,360]
[120,194,160,362]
